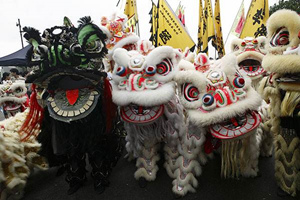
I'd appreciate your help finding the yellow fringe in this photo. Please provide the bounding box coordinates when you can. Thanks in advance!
[221,140,240,179]
[281,91,300,117]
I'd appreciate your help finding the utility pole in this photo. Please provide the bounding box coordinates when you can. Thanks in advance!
[16,18,24,48]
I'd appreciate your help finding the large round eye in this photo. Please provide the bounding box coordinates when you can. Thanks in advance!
[116,66,127,77]
[14,87,23,93]
[86,40,103,53]
[270,27,289,47]
[202,94,214,106]
[156,58,173,76]
[233,77,245,88]
[183,83,199,102]
[86,41,96,50]
[145,66,156,76]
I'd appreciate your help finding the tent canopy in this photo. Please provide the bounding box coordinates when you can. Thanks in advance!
[0,45,31,67]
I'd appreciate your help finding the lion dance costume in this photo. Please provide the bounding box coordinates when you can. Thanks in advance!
[231,36,273,157]
[260,10,300,197]
[0,80,29,118]
[21,16,123,195]
[111,43,195,195]
[0,80,47,199]
[174,53,263,195]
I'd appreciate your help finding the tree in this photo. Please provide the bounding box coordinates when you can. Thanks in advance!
[270,0,300,15]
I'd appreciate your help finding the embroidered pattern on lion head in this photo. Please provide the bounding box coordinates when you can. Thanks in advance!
[231,36,267,89]
[175,53,262,179]
[23,16,109,123]
[112,45,181,123]
[0,80,29,117]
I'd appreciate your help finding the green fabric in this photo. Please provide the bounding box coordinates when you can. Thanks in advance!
[78,24,96,45]
[31,39,39,48]
[48,46,57,67]
[57,45,70,66]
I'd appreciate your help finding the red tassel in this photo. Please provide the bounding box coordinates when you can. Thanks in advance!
[20,84,44,141]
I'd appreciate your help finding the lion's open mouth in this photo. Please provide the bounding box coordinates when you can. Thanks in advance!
[276,73,300,83]
[47,88,99,122]
[120,104,164,124]
[3,101,22,111]
[208,111,261,140]
[239,59,265,77]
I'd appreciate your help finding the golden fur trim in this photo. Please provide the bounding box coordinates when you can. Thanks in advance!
[263,54,300,74]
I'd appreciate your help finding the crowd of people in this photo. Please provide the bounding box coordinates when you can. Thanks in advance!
[0,68,26,84]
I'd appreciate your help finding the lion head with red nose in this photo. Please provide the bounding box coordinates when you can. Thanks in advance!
[176,53,262,141]
[231,36,267,89]
[111,45,182,124]
[0,80,29,117]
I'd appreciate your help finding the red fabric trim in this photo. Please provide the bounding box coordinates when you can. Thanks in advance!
[20,84,44,141]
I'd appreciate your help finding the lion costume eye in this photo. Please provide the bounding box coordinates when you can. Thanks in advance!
[116,66,127,77]
[145,66,156,76]
[14,87,23,93]
[202,94,214,106]
[86,40,103,53]
[270,27,289,47]
[86,41,96,50]
[156,58,173,76]
[183,83,199,102]
[233,77,245,88]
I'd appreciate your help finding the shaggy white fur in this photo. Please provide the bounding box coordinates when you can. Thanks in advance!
[112,82,175,106]
[0,110,48,200]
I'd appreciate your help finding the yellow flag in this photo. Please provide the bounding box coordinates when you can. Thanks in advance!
[156,0,195,51]
[149,3,158,44]
[213,0,225,57]
[202,0,215,54]
[124,0,138,33]
[240,0,269,38]
[197,0,203,54]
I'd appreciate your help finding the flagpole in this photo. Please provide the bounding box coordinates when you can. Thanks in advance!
[136,0,140,37]
[224,0,244,45]
[155,0,160,47]
[137,21,140,37]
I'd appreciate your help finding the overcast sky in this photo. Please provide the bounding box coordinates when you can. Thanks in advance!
[0,0,278,57]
